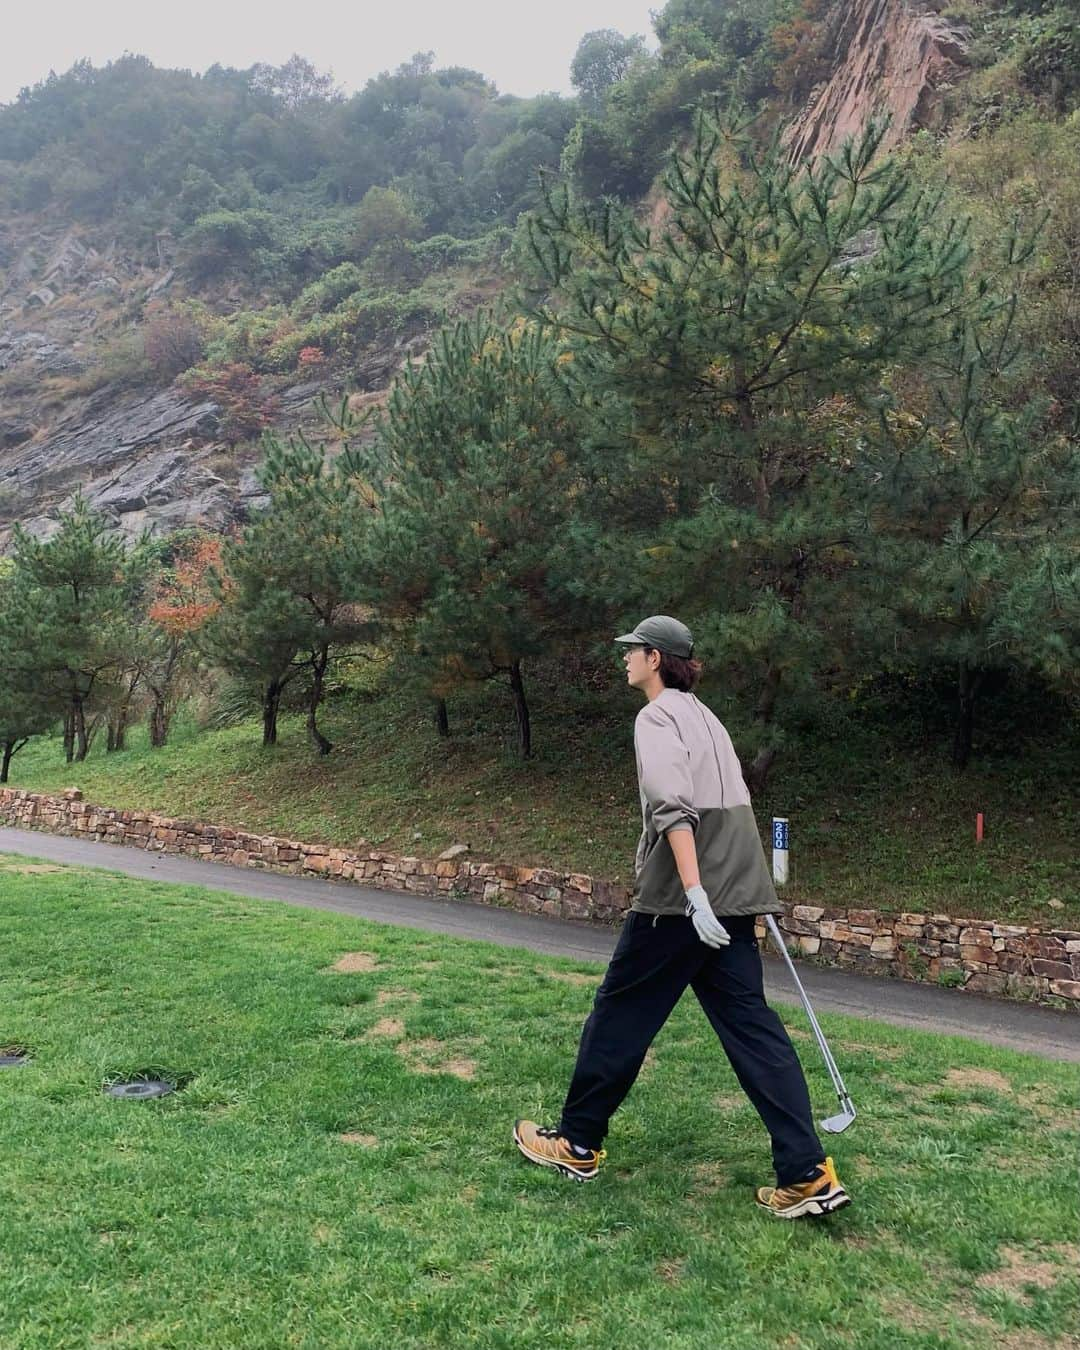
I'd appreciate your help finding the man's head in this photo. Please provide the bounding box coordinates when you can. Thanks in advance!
[615,615,702,694]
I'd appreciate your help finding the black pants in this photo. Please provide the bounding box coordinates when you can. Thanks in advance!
[558,911,825,1186]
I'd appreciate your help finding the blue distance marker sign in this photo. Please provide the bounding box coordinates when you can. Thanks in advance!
[772,816,789,885]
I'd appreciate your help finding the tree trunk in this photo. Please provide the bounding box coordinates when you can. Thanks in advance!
[745,745,778,798]
[73,695,89,762]
[109,698,132,752]
[63,705,75,764]
[952,663,983,771]
[262,680,282,747]
[149,695,170,749]
[744,665,783,796]
[509,660,532,760]
[306,647,333,756]
[0,739,26,783]
[84,714,102,756]
[433,698,450,739]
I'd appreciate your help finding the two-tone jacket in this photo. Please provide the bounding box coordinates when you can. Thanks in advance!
[631,687,782,918]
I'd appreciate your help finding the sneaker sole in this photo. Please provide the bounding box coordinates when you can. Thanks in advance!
[512,1124,600,1182]
[757,1188,852,1219]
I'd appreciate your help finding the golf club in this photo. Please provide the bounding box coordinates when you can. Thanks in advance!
[764,914,857,1134]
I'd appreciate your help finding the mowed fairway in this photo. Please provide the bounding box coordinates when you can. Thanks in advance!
[1,857,1077,1350]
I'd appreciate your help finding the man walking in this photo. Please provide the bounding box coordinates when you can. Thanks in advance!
[513,616,850,1219]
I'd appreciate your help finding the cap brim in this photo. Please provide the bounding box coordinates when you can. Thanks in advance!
[614,632,642,645]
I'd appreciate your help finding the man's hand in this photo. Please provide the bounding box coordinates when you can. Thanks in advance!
[684,885,730,948]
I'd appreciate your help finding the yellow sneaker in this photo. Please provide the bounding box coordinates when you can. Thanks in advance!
[755,1157,851,1219]
[513,1119,606,1182]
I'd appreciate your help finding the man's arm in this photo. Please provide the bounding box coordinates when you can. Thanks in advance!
[669,828,730,949]
[667,825,700,890]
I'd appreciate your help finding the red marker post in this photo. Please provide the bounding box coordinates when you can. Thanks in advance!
[976,813,984,843]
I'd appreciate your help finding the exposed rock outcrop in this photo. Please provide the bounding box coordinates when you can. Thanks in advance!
[0,378,336,547]
[785,0,970,164]
[0,208,424,547]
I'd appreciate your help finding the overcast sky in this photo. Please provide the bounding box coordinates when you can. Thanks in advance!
[2,0,661,105]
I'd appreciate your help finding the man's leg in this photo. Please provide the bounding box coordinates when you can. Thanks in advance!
[689,916,825,1186]
[557,912,702,1150]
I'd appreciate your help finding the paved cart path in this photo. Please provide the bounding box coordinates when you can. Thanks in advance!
[2,825,1077,1063]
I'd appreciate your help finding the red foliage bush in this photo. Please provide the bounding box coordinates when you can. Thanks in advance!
[181,361,279,446]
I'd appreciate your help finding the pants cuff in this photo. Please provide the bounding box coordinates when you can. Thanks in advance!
[558,1123,602,1152]
[775,1156,827,1187]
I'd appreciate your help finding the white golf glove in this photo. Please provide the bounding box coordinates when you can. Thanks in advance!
[684,885,730,948]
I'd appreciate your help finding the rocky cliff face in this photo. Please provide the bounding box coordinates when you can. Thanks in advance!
[785,0,970,163]
[0,381,328,550]
[0,220,407,550]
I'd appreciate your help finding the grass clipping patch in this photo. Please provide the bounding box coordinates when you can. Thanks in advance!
[975,1244,1079,1302]
[351,1005,479,1080]
[945,1068,1012,1092]
[327,951,381,973]
[395,1037,478,1080]
[364,1017,405,1039]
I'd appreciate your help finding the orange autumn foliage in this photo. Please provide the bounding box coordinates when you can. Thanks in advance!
[148,535,223,637]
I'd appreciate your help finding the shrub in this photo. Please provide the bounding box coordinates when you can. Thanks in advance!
[78,332,155,392]
[142,306,207,380]
[180,362,279,445]
[348,185,422,257]
[295,263,366,316]
[203,307,292,369]
[182,209,277,282]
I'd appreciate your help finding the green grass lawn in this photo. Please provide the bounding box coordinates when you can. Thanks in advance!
[1,856,1077,1349]
[5,676,1077,927]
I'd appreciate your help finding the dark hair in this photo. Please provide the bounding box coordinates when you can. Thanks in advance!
[644,647,703,692]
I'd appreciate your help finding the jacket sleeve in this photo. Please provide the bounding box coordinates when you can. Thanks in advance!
[635,705,699,836]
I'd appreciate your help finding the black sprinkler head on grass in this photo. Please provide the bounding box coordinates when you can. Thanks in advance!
[0,1046,29,1068]
[105,1078,176,1100]
[103,1067,191,1100]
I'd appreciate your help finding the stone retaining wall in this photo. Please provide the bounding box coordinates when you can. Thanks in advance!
[2,786,1077,1007]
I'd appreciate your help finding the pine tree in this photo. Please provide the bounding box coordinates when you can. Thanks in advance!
[524,107,979,788]
[341,313,583,758]
[0,563,59,782]
[6,497,151,763]
[199,529,312,750]
[253,433,376,754]
[97,541,162,752]
[199,438,373,750]
[865,281,1080,767]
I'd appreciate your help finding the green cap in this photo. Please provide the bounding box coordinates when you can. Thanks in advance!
[614,615,694,658]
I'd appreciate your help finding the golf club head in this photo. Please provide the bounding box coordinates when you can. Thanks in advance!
[820,1099,856,1134]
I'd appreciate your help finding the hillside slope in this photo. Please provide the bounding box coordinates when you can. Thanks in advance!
[0,0,1009,547]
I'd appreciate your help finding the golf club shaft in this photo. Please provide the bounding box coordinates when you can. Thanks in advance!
[764,914,851,1103]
